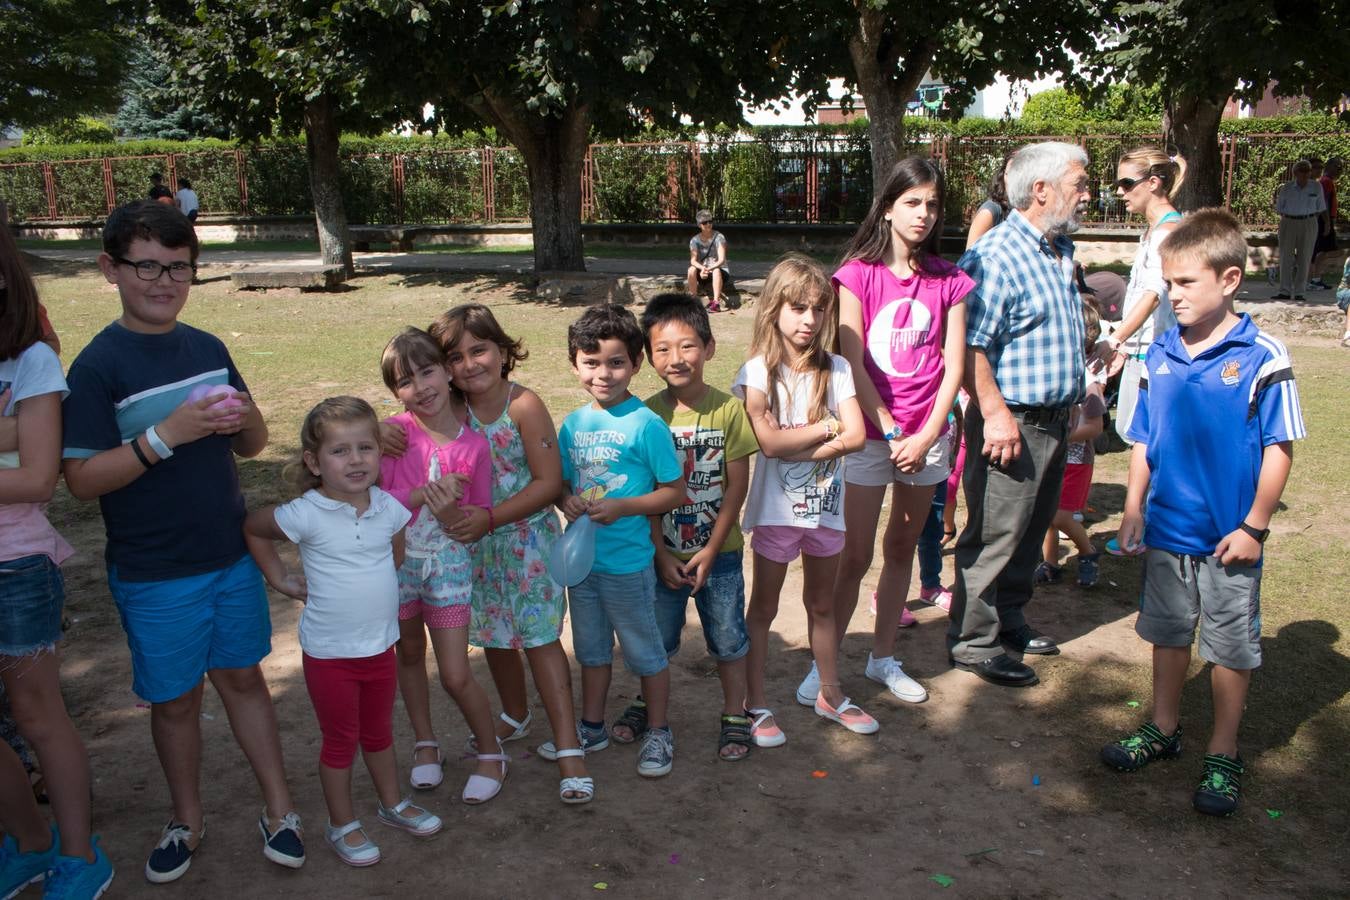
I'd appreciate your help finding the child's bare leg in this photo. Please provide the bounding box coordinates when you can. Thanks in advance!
[1151,644,1191,734]
[150,682,206,840]
[717,657,748,718]
[3,652,92,860]
[872,483,934,659]
[802,552,845,708]
[484,647,530,741]
[524,642,586,782]
[363,746,428,817]
[208,664,295,827]
[395,618,437,766]
[1054,511,1094,557]
[830,484,886,646]
[638,668,671,730]
[1042,526,1059,567]
[744,553,788,714]
[579,665,611,726]
[0,741,50,852]
[318,764,356,831]
[428,627,498,779]
[1208,665,1252,756]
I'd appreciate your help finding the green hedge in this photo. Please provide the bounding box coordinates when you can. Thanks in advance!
[3,117,1347,227]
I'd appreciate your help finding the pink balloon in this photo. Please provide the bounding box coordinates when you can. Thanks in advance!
[186,383,244,412]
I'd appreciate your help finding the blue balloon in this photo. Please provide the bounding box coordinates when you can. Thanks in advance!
[548,514,596,587]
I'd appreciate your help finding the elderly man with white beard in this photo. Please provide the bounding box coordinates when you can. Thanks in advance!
[947,142,1091,687]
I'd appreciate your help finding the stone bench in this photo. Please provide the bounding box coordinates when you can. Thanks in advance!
[230,266,347,291]
[350,225,431,252]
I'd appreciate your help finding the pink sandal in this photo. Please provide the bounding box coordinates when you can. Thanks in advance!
[814,695,879,735]
[746,707,786,748]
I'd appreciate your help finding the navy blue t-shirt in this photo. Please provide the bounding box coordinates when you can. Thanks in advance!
[63,321,251,582]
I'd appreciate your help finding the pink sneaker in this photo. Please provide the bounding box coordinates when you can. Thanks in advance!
[870,591,918,627]
[918,585,952,612]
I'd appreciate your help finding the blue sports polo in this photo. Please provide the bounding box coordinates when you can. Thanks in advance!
[1127,314,1306,559]
[63,321,252,581]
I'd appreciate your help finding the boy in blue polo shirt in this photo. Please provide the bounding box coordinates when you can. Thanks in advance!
[62,201,304,881]
[557,304,684,778]
[1100,209,1306,817]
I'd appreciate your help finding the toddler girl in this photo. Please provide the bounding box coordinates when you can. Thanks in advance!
[734,253,871,745]
[243,397,441,868]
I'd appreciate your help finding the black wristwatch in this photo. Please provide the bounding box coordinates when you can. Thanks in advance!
[1239,522,1269,543]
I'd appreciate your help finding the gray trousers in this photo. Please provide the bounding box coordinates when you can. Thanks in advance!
[947,405,1068,663]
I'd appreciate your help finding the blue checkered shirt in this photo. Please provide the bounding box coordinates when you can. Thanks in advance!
[958,210,1086,407]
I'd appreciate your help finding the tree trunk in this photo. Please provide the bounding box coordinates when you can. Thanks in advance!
[848,8,933,196]
[517,108,590,273]
[303,93,354,276]
[1164,94,1225,211]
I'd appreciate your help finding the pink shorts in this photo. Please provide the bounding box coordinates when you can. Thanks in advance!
[750,525,845,563]
[1058,462,1093,513]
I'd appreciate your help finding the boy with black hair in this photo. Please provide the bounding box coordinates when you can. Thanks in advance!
[62,200,304,881]
[1100,209,1306,817]
[557,304,684,777]
[640,293,759,760]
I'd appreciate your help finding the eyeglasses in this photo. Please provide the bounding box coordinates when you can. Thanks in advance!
[113,256,197,283]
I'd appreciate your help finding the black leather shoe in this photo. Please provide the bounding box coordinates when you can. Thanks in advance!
[949,653,1039,687]
[1000,625,1060,656]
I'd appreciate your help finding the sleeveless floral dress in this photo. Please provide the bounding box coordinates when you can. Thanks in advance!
[466,386,566,649]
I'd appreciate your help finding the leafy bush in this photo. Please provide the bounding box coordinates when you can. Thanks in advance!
[22,117,116,146]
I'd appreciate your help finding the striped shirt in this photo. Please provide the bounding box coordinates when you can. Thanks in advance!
[958,209,1085,407]
[1128,314,1306,558]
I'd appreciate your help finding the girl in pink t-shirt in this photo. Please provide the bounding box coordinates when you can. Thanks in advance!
[377,328,506,806]
[828,157,971,704]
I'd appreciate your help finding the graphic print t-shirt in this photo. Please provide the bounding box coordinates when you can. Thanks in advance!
[732,354,855,532]
[559,395,682,575]
[645,387,759,560]
[833,257,973,439]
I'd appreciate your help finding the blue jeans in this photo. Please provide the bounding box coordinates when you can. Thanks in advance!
[654,550,748,662]
[567,568,668,676]
[915,491,946,590]
[0,554,64,657]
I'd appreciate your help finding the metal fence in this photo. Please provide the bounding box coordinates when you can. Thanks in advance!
[3,132,1346,229]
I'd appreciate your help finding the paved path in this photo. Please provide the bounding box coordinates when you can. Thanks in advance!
[22,246,1341,309]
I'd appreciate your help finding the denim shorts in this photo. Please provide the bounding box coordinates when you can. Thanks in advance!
[567,567,668,676]
[654,550,748,662]
[0,554,65,657]
[108,555,272,703]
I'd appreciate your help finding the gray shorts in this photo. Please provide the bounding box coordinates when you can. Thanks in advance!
[1134,549,1262,670]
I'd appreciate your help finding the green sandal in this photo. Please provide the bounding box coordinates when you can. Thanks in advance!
[718,714,752,761]
[1193,753,1244,817]
[611,699,648,744]
[1100,721,1182,772]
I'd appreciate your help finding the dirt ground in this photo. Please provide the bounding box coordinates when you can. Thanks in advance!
[13,278,1349,899]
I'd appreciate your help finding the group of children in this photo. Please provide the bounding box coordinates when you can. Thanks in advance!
[0,147,1308,894]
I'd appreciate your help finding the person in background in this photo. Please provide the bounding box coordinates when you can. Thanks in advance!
[175,179,199,223]
[687,210,729,313]
[1272,160,1325,301]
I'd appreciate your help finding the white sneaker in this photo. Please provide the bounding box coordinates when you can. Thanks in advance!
[865,655,928,703]
[795,661,820,706]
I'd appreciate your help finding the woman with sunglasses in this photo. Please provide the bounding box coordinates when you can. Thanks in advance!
[1096,147,1185,443]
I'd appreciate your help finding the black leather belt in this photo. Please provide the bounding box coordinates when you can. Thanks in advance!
[1008,405,1070,426]
[1282,213,1315,220]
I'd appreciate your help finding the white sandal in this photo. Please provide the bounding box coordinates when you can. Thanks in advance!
[466,710,532,753]
[325,819,380,867]
[553,747,595,805]
[462,742,508,805]
[409,740,443,791]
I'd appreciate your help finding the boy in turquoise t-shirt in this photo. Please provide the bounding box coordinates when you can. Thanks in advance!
[640,294,759,761]
[557,304,684,778]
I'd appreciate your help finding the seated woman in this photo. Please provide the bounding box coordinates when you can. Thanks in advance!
[687,210,729,312]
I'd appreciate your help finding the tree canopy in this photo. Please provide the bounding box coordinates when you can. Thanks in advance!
[0,0,128,128]
[1084,0,1350,207]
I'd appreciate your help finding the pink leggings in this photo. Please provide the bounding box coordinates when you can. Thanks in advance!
[945,430,967,507]
[302,649,397,768]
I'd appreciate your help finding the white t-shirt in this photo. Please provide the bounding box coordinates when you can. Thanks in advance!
[0,341,67,470]
[273,486,411,659]
[732,353,855,531]
[1118,226,1177,354]
[175,188,199,216]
